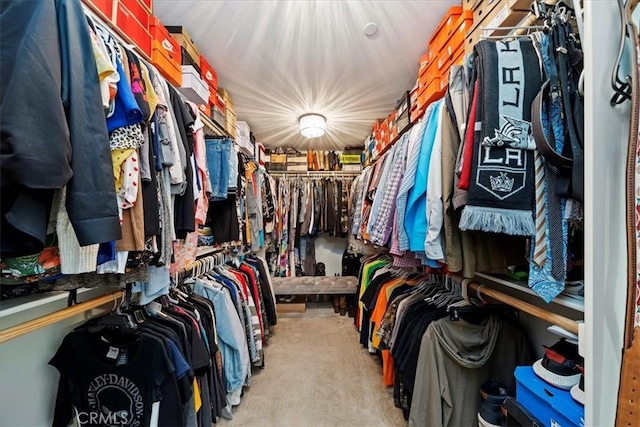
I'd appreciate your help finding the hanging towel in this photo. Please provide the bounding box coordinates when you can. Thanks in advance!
[459,39,543,236]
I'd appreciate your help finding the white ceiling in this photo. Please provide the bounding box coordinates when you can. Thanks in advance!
[154,0,458,150]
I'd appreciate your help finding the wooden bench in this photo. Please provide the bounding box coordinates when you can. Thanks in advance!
[271,276,358,296]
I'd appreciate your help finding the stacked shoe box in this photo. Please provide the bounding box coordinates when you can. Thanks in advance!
[235,121,254,157]
[286,150,308,172]
[340,148,363,172]
[514,338,585,427]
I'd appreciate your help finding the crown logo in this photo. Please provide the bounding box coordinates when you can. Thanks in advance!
[490,172,514,192]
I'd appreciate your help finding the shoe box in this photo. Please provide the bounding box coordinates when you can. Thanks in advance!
[515,366,584,427]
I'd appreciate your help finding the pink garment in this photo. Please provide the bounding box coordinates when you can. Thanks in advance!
[188,103,212,226]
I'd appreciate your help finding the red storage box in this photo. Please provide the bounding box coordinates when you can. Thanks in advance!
[199,56,218,89]
[199,55,218,105]
[149,17,182,87]
[115,1,151,57]
[119,0,150,27]
[428,6,463,57]
[83,0,114,20]
[140,0,152,11]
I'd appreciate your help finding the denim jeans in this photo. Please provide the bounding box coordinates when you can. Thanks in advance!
[205,137,231,200]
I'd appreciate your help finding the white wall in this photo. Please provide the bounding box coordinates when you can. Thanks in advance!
[0,290,113,426]
[314,235,348,277]
[584,1,630,425]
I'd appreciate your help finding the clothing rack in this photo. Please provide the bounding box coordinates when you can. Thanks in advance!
[466,281,579,334]
[269,171,359,178]
[0,291,124,344]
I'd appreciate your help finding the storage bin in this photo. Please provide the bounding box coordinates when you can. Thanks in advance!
[178,65,210,104]
[515,366,585,427]
[115,1,152,57]
[150,17,182,86]
[166,26,201,68]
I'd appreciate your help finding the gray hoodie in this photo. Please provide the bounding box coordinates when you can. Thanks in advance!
[409,315,531,427]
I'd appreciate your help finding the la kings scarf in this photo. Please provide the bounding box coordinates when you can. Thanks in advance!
[460,39,543,235]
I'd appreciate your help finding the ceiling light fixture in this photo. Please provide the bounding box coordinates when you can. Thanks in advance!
[299,113,326,138]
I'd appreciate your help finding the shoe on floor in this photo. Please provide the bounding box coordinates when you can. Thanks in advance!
[533,338,583,390]
[478,379,510,427]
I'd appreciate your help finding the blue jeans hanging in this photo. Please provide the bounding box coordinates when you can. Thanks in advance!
[205,137,231,200]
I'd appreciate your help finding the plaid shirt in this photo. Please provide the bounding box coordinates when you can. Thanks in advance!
[368,133,410,246]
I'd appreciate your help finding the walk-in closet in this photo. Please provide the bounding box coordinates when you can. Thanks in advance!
[0,0,638,426]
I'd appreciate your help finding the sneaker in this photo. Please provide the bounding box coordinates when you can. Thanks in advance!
[533,338,583,390]
[478,380,510,427]
[570,369,585,405]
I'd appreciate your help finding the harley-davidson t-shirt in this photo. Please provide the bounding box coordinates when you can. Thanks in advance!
[49,330,174,427]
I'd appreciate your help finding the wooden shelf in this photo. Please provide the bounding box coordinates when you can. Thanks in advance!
[195,246,222,258]
[474,272,585,313]
[200,114,229,138]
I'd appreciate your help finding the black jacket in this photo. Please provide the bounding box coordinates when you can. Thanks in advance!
[1,0,120,254]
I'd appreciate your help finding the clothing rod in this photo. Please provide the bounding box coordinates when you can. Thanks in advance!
[467,282,579,334]
[268,171,359,176]
[0,291,124,344]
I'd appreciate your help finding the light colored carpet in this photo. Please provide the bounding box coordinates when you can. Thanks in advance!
[220,303,407,427]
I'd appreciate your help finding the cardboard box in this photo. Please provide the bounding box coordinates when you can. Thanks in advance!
[465,0,532,54]
[166,26,201,68]
[225,110,237,138]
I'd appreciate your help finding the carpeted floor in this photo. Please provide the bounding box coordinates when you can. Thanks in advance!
[219,303,407,427]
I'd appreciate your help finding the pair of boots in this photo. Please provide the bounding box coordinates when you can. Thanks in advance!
[307,151,326,171]
[332,296,347,316]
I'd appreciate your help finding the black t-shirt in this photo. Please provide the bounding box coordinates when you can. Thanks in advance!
[49,330,173,427]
